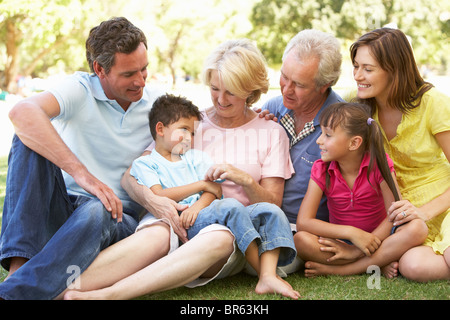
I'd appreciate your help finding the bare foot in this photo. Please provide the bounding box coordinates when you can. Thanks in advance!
[64,289,113,300]
[304,261,334,277]
[255,274,300,299]
[381,262,399,279]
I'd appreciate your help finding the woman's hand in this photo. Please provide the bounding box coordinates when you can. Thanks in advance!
[388,200,427,226]
[205,164,252,187]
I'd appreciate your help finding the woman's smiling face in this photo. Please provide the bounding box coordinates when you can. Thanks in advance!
[352,45,391,105]
[209,70,247,119]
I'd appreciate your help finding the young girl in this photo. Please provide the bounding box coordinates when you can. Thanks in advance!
[294,102,428,278]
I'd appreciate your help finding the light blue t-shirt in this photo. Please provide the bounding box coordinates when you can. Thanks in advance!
[130,149,214,207]
[49,72,162,213]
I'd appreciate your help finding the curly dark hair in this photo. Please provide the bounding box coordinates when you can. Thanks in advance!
[149,94,203,140]
[86,17,147,74]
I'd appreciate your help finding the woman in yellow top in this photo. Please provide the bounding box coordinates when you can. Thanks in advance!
[350,28,450,282]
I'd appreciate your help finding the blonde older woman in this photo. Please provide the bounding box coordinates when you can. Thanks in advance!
[63,39,299,300]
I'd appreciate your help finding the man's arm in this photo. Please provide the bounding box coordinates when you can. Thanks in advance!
[121,164,189,242]
[9,91,123,221]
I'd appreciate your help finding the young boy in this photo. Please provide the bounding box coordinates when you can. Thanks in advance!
[130,94,263,254]
[131,93,221,235]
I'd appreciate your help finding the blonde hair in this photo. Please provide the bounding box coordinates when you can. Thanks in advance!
[203,39,269,107]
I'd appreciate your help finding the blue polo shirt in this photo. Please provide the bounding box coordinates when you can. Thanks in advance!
[49,72,161,214]
[262,90,344,224]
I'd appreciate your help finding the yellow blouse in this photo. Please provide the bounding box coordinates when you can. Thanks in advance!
[374,88,450,254]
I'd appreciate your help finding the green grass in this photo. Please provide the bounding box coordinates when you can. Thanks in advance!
[136,272,449,300]
[0,155,448,300]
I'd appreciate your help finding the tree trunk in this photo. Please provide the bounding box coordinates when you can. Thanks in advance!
[5,19,22,93]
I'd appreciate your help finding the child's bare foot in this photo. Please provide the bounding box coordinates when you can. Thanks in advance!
[255,274,300,299]
[304,261,334,277]
[381,262,399,279]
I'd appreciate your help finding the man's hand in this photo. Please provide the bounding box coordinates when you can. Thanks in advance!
[73,169,124,222]
[254,108,278,122]
[146,194,189,242]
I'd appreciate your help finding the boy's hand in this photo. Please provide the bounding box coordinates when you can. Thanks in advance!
[202,181,222,199]
[180,207,200,229]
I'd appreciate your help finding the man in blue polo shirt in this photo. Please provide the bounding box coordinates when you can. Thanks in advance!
[0,17,174,299]
[262,29,344,227]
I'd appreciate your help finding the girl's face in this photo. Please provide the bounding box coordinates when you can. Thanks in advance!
[353,46,390,106]
[209,70,247,119]
[316,125,354,163]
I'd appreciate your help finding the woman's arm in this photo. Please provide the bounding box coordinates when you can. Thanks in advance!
[388,130,450,225]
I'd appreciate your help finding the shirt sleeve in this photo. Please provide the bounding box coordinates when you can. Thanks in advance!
[310,159,328,192]
[261,124,295,179]
[48,74,89,121]
[186,149,214,180]
[129,155,161,188]
[425,89,450,135]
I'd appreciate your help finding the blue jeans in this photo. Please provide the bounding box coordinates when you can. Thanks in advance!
[187,198,296,266]
[0,135,138,299]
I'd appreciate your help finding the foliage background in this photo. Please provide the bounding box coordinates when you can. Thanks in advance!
[0,0,449,300]
[1,0,450,93]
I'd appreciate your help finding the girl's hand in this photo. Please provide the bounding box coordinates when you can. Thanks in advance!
[388,200,426,226]
[350,228,381,256]
[317,237,363,262]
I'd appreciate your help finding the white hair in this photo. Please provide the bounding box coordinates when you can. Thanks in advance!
[283,29,342,88]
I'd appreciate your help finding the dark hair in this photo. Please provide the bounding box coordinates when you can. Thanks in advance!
[350,28,433,114]
[319,102,400,201]
[149,94,203,140]
[86,17,147,74]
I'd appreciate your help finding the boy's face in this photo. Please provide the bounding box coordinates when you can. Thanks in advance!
[161,116,198,156]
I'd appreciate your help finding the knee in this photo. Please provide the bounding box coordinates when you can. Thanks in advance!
[138,224,171,257]
[403,219,429,245]
[72,199,117,240]
[293,231,316,259]
[216,198,243,210]
[78,199,111,224]
[398,250,425,281]
[250,202,287,222]
[208,231,235,259]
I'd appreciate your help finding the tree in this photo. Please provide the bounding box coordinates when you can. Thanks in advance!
[249,0,450,71]
[0,0,118,92]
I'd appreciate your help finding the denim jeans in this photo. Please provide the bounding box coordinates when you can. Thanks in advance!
[187,198,296,266]
[0,135,138,299]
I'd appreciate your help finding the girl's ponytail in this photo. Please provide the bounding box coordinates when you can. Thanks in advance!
[367,117,400,201]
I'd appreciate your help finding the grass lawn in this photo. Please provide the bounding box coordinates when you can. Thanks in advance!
[0,155,448,300]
